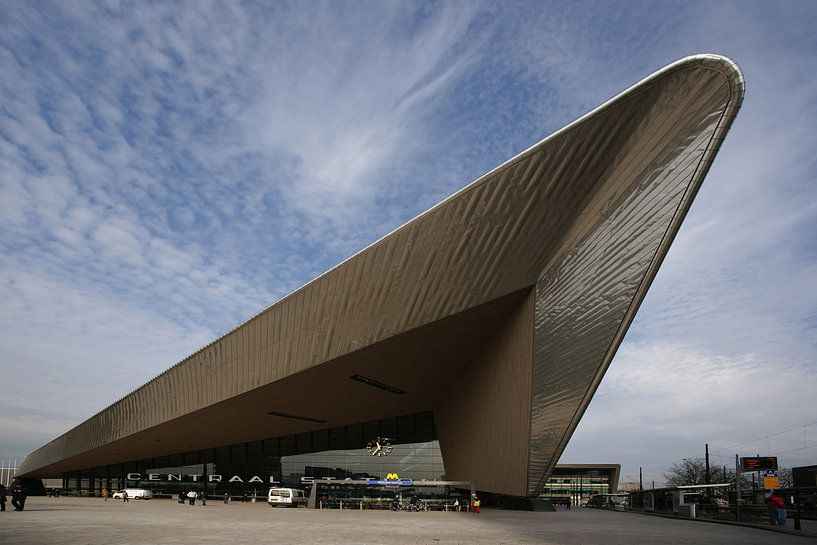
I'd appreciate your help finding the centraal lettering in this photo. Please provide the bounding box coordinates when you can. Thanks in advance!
[125,473,279,484]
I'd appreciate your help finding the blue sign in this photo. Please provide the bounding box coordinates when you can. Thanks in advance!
[367,480,414,486]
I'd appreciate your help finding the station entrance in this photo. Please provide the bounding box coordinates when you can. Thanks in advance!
[306,478,475,510]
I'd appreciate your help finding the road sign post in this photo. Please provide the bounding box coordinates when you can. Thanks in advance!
[735,454,741,522]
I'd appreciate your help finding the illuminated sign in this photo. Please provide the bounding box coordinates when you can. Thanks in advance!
[740,457,778,472]
[367,479,414,486]
[386,473,399,480]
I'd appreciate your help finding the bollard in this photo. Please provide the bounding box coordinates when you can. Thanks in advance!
[319,500,322,510]
[360,501,363,510]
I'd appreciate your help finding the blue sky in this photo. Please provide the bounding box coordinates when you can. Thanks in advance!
[1,1,816,486]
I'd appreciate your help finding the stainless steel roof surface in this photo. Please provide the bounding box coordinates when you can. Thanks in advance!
[18,55,744,497]
[527,56,743,495]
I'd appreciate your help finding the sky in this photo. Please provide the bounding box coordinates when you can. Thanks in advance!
[1,1,815,487]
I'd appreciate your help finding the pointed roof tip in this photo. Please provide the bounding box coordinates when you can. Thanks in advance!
[667,53,746,97]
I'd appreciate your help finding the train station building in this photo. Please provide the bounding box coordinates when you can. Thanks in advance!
[16,55,743,503]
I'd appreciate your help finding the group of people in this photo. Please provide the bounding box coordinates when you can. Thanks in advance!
[177,490,248,506]
[0,484,27,511]
[449,495,480,513]
[176,490,208,506]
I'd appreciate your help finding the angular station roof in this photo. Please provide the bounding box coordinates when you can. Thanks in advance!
[19,55,744,497]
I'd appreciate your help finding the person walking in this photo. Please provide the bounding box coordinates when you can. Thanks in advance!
[223,491,230,504]
[122,489,129,503]
[0,484,7,512]
[101,488,109,501]
[471,495,481,514]
[200,491,207,506]
[187,489,197,507]
[453,498,460,512]
[765,491,787,526]
[11,484,27,511]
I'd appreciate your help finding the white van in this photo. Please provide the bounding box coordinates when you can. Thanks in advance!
[112,488,153,500]
[267,487,307,507]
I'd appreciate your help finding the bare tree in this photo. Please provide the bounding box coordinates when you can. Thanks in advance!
[778,467,793,489]
[664,458,709,486]
[664,458,747,487]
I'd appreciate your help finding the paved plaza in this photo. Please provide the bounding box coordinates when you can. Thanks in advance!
[1,498,814,545]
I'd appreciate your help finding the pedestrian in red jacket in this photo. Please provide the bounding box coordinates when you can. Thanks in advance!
[765,491,787,526]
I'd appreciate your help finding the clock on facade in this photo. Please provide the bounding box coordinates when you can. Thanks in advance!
[366,437,393,457]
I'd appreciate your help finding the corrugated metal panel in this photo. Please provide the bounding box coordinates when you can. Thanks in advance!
[18,55,743,484]
[527,56,744,495]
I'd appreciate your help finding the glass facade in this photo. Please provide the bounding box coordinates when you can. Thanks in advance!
[62,412,446,499]
[540,467,616,506]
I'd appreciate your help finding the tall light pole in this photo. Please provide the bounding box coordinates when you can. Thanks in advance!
[705,444,711,485]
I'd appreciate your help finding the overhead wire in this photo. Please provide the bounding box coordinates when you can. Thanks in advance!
[771,444,817,456]
[661,420,817,470]
[632,420,817,483]
[708,420,817,455]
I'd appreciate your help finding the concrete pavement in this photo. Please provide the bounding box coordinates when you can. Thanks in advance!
[0,497,814,544]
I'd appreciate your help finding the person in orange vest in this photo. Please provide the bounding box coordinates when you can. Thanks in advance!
[471,495,481,514]
[765,491,787,526]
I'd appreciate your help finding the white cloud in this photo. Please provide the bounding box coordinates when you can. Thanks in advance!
[0,260,215,433]
[562,341,817,481]
[236,2,487,232]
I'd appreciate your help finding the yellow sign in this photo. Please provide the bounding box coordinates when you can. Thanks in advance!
[386,473,399,480]
[763,476,779,489]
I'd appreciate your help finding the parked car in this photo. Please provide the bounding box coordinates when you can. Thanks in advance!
[267,488,306,507]
[112,488,153,500]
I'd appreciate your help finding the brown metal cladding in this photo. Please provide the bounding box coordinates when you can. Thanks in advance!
[527,55,744,495]
[434,290,534,495]
[18,56,743,498]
